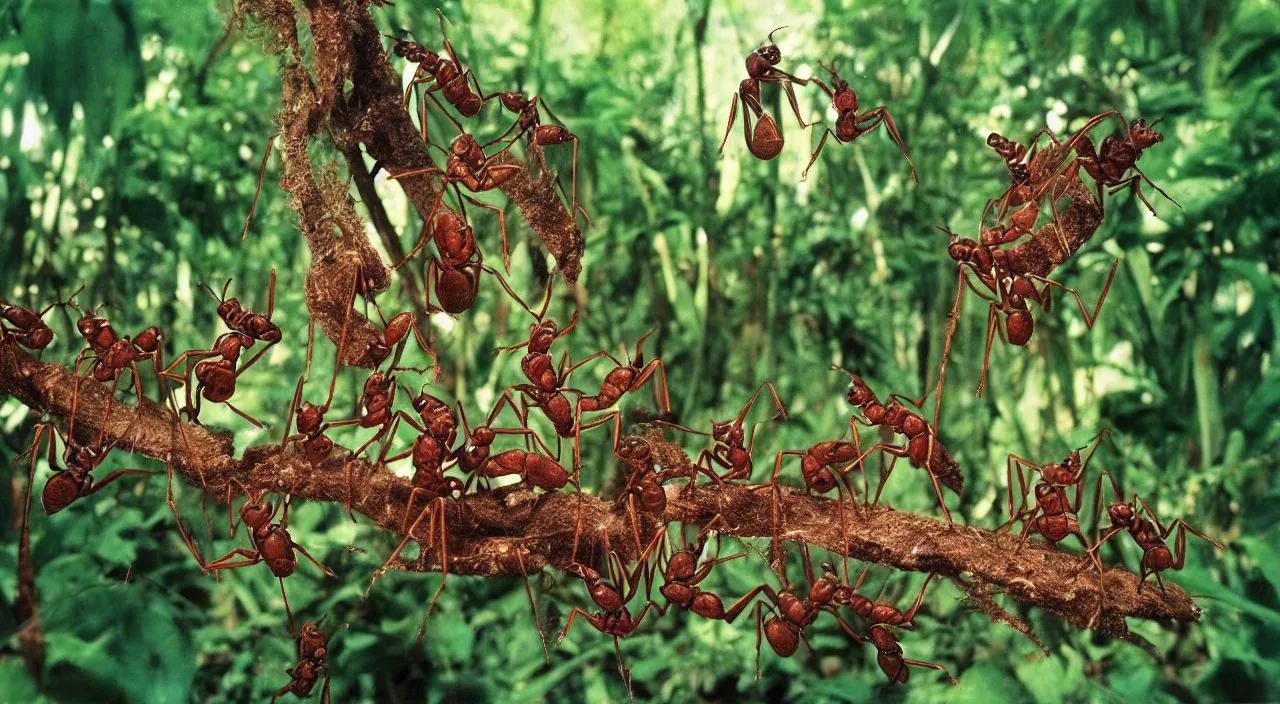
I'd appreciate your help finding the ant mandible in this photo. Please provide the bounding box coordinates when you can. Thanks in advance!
[803,62,917,184]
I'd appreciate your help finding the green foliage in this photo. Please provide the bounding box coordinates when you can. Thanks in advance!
[2,0,1278,701]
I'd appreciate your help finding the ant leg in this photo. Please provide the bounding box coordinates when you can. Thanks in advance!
[416,500,449,641]
[718,92,739,155]
[294,542,337,578]
[223,400,269,429]
[367,498,431,597]
[858,107,917,184]
[1030,258,1120,330]
[392,188,447,271]
[460,194,512,274]
[800,129,835,182]
[515,545,551,665]
[976,302,1001,397]
[240,135,275,241]
[1005,455,1040,521]
[202,549,262,572]
[82,468,162,497]
[903,658,959,686]
[279,577,295,635]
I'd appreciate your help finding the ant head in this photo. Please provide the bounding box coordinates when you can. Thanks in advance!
[528,319,560,353]
[618,436,651,463]
[819,61,846,89]
[1129,117,1164,149]
[365,371,392,393]
[1108,501,1135,525]
[499,92,526,112]
[301,622,326,642]
[240,494,273,529]
[757,26,787,64]
[472,425,496,446]
[75,304,108,334]
[566,562,601,584]
[450,133,480,160]
[831,366,875,407]
[710,419,736,442]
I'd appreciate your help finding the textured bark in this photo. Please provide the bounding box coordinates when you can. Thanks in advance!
[0,343,1201,649]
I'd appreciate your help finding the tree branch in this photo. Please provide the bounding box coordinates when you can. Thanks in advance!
[0,343,1202,649]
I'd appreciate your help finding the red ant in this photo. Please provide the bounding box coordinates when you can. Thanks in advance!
[803,62,917,183]
[651,381,788,491]
[750,542,865,678]
[558,530,664,701]
[399,198,543,317]
[161,331,267,429]
[387,127,523,275]
[1001,431,1110,556]
[453,394,570,494]
[868,624,958,687]
[762,439,866,554]
[200,268,282,374]
[488,91,585,224]
[271,620,347,704]
[939,226,1119,397]
[1050,112,1179,218]
[719,27,814,160]
[545,328,672,473]
[68,301,166,433]
[387,11,488,119]
[204,487,337,634]
[23,421,158,516]
[831,367,962,525]
[822,561,934,631]
[1086,470,1224,594]
[654,520,773,623]
[365,420,464,638]
[1,284,81,352]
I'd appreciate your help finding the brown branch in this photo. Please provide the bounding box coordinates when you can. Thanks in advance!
[0,343,1202,648]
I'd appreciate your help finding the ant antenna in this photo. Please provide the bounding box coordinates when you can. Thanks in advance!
[766,26,788,45]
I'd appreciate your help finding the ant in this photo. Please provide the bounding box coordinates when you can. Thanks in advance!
[803,62,917,183]
[23,421,158,516]
[160,331,267,429]
[271,620,347,704]
[650,381,788,492]
[654,520,772,623]
[200,268,282,374]
[939,226,1119,397]
[558,530,664,701]
[204,486,337,634]
[868,624,958,687]
[388,11,488,119]
[831,367,962,525]
[1086,470,1224,594]
[719,27,814,160]
[1051,112,1179,218]
[750,541,865,678]
[761,439,866,554]
[822,561,934,631]
[487,91,585,224]
[453,394,570,494]
[1,284,82,352]
[401,199,543,317]
[68,300,166,432]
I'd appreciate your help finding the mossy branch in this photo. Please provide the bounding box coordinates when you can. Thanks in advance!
[0,343,1201,650]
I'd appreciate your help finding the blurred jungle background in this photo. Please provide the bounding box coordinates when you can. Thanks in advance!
[1,0,1278,701]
